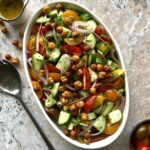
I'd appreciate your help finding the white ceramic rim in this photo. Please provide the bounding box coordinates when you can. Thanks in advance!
[23,1,129,149]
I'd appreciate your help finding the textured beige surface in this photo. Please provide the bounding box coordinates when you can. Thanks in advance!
[0,0,150,150]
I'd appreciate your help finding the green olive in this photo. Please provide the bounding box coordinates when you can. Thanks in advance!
[135,125,148,140]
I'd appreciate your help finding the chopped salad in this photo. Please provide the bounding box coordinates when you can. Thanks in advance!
[27,3,125,144]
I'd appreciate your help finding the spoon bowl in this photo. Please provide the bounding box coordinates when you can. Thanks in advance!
[0,59,54,149]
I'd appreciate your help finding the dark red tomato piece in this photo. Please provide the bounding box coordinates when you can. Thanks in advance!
[83,68,91,90]
[61,45,82,56]
[95,26,107,35]
[35,25,49,35]
[100,35,112,45]
[98,83,115,92]
[45,64,60,73]
[83,94,97,113]
[136,145,150,150]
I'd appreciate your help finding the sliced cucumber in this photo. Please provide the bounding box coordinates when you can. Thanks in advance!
[51,82,60,97]
[96,58,106,65]
[36,16,50,23]
[87,20,97,32]
[45,95,56,108]
[56,54,71,73]
[68,122,75,130]
[88,68,98,82]
[63,105,69,111]
[62,27,72,37]
[107,60,119,71]
[58,111,70,125]
[88,54,96,66]
[48,9,58,18]
[93,115,106,133]
[64,37,84,45]
[32,53,44,72]
[79,122,88,127]
[101,101,114,116]
[49,48,61,62]
[88,49,96,55]
[88,112,96,120]
[109,109,122,124]
[85,33,96,49]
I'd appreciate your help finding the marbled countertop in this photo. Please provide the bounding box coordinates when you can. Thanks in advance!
[0,0,150,150]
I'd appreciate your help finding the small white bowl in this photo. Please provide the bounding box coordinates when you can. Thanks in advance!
[23,1,129,149]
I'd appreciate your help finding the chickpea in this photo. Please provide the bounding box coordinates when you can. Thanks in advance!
[70,130,77,139]
[55,3,62,11]
[90,64,97,70]
[103,64,110,72]
[90,87,96,94]
[98,71,106,79]
[77,69,83,76]
[61,76,68,83]
[76,101,84,108]
[48,42,56,49]
[61,98,68,104]
[83,44,91,52]
[72,30,80,38]
[1,27,8,34]
[58,85,66,92]
[84,138,91,144]
[64,17,74,25]
[69,104,77,111]
[33,84,39,91]
[72,55,80,63]
[60,31,68,38]
[12,40,19,47]
[56,26,63,34]
[18,42,23,49]
[5,54,12,60]
[62,91,72,98]
[81,113,88,121]
[39,69,45,77]
[106,72,113,78]
[83,132,91,139]
[47,77,54,84]
[74,81,82,90]
[63,129,69,136]
[42,5,50,14]
[96,64,104,71]
[76,60,84,69]
[11,57,20,65]
[19,31,24,38]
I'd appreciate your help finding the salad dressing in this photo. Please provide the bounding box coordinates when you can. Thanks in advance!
[0,0,23,20]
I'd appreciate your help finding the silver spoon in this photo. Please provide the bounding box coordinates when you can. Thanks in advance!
[0,59,54,150]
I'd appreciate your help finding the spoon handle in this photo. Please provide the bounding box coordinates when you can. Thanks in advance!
[18,96,55,150]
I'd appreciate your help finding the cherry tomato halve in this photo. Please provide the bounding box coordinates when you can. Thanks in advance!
[83,94,97,113]
[83,68,91,90]
[61,45,82,56]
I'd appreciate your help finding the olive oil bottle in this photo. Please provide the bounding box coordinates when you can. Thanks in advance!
[0,0,23,20]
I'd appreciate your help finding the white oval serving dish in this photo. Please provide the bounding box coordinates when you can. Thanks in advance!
[23,1,129,149]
